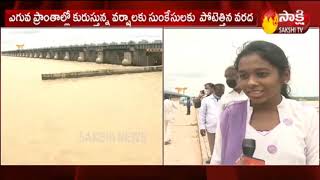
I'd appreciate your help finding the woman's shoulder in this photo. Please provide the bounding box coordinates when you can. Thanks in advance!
[222,100,248,116]
[284,98,317,114]
[283,98,318,125]
[224,100,248,110]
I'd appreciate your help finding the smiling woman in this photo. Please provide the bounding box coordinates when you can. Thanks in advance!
[236,42,290,107]
[211,41,319,165]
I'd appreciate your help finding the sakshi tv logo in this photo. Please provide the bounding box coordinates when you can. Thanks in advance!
[262,9,310,34]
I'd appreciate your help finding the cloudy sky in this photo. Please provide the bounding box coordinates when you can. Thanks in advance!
[1,28,319,97]
[1,28,162,51]
[164,28,319,97]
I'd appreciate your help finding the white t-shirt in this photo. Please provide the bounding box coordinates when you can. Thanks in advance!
[199,94,221,133]
[164,99,176,122]
[211,97,319,165]
[219,90,248,109]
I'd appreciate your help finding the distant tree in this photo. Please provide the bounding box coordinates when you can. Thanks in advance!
[138,40,148,44]
[128,40,136,45]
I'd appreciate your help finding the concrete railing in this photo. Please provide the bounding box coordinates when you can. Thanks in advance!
[41,66,162,80]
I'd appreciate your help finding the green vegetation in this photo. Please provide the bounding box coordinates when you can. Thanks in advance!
[291,97,319,101]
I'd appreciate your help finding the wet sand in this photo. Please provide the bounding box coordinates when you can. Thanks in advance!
[1,56,162,165]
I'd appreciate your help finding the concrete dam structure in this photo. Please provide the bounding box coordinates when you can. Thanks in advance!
[2,41,162,66]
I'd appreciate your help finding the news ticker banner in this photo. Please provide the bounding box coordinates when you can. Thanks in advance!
[5,9,310,34]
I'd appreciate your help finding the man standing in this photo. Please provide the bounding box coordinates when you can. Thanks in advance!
[199,83,220,163]
[214,83,225,101]
[186,97,191,115]
[193,91,203,109]
[220,66,247,109]
[193,91,204,127]
[164,94,177,145]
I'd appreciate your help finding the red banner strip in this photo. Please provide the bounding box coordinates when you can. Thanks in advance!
[5,10,257,27]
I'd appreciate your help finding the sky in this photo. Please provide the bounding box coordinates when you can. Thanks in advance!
[1,28,319,97]
[164,28,319,97]
[1,28,162,51]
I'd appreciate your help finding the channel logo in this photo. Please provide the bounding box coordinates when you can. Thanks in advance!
[262,9,310,34]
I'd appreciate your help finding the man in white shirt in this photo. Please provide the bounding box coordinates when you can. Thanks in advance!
[164,94,177,145]
[199,83,221,163]
[220,66,247,109]
[214,83,225,101]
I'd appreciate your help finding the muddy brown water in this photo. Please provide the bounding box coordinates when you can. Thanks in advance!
[1,56,162,165]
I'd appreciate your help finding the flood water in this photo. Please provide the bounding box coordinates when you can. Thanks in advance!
[1,56,162,165]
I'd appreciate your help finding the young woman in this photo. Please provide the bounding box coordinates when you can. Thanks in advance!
[211,41,319,165]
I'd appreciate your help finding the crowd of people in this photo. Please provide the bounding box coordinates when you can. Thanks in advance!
[165,40,319,165]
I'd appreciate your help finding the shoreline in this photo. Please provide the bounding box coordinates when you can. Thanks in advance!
[41,66,163,80]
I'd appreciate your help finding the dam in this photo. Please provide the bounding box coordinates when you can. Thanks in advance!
[2,41,162,66]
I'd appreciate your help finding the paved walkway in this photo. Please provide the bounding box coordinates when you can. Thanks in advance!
[164,103,203,165]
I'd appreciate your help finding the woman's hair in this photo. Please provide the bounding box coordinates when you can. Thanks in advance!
[234,41,291,98]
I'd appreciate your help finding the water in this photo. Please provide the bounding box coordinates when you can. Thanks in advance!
[1,56,162,165]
